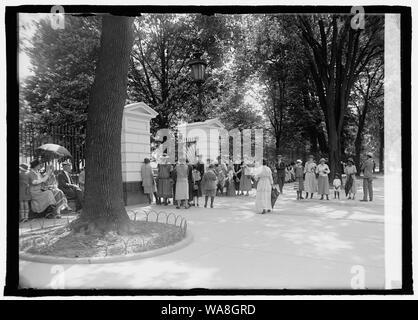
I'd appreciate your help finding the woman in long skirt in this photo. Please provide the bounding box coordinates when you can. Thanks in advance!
[285,166,292,182]
[255,159,274,214]
[201,164,218,208]
[175,159,189,209]
[191,165,202,206]
[316,158,330,200]
[28,160,57,216]
[187,161,195,205]
[304,155,317,199]
[233,162,241,195]
[226,165,236,196]
[344,158,357,200]
[42,164,70,216]
[239,163,252,195]
[294,160,305,200]
[157,155,173,205]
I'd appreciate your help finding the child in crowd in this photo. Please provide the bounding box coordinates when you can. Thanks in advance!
[333,173,342,199]
[19,163,31,222]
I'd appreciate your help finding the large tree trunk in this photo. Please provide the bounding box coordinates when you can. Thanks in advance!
[275,131,281,156]
[77,15,134,234]
[354,97,370,172]
[379,117,384,173]
[327,122,342,179]
[354,119,365,174]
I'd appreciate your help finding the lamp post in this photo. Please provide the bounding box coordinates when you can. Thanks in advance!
[188,52,207,122]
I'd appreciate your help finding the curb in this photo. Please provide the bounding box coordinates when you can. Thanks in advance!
[19,230,193,265]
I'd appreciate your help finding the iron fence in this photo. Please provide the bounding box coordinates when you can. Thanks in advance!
[19,122,86,173]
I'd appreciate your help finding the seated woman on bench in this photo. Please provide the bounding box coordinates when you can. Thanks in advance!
[28,159,60,218]
[42,164,71,216]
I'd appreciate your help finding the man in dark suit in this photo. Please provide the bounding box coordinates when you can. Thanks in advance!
[57,160,83,212]
[275,154,286,194]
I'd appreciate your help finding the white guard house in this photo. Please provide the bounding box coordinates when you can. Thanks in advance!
[177,118,225,165]
[121,102,158,205]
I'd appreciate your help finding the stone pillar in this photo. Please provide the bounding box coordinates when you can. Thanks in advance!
[121,102,158,205]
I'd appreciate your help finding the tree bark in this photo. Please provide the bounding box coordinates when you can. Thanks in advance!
[379,116,384,173]
[354,101,368,172]
[77,15,135,234]
[275,127,281,156]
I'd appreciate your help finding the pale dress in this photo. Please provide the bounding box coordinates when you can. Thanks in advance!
[344,165,357,194]
[28,170,56,213]
[316,163,330,195]
[255,166,274,213]
[304,161,318,193]
[175,164,189,201]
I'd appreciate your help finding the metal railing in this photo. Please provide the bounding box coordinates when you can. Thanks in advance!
[19,209,188,257]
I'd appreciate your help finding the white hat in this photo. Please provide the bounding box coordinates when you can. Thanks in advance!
[296,159,302,164]
[367,152,373,157]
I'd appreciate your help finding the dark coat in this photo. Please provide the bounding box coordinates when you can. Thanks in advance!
[196,162,205,177]
[275,161,286,177]
[57,170,77,198]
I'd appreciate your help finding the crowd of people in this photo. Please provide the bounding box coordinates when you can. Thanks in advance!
[19,159,84,222]
[140,154,256,209]
[18,152,376,221]
[140,152,377,214]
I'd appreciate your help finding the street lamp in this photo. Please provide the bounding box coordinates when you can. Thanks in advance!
[188,52,207,122]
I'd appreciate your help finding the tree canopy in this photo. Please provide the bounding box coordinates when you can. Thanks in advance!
[20,13,385,173]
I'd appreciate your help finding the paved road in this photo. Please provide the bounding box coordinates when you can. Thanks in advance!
[20,177,385,290]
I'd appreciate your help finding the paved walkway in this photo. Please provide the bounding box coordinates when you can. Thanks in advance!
[19,177,385,290]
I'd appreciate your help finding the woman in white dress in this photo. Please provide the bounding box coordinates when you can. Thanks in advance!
[28,159,57,215]
[285,166,291,182]
[304,155,317,199]
[255,159,274,214]
[315,158,330,200]
[175,157,189,209]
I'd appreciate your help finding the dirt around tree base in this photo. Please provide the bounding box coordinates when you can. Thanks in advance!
[19,221,185,258]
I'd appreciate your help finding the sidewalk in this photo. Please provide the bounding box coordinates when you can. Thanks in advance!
[19,177,385,290]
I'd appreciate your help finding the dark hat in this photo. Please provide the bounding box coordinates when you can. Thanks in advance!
[61,159,72,167]
[30,159,42,169]
[144,158,150,163]
[19,163,29,171]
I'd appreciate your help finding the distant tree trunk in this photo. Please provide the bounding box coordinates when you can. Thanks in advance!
[275,130,281,156]
[317,125,328,154]
[354,100,369,172]
[379,116,384,173]
[76,15,134,234]
[327,121,342,177]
